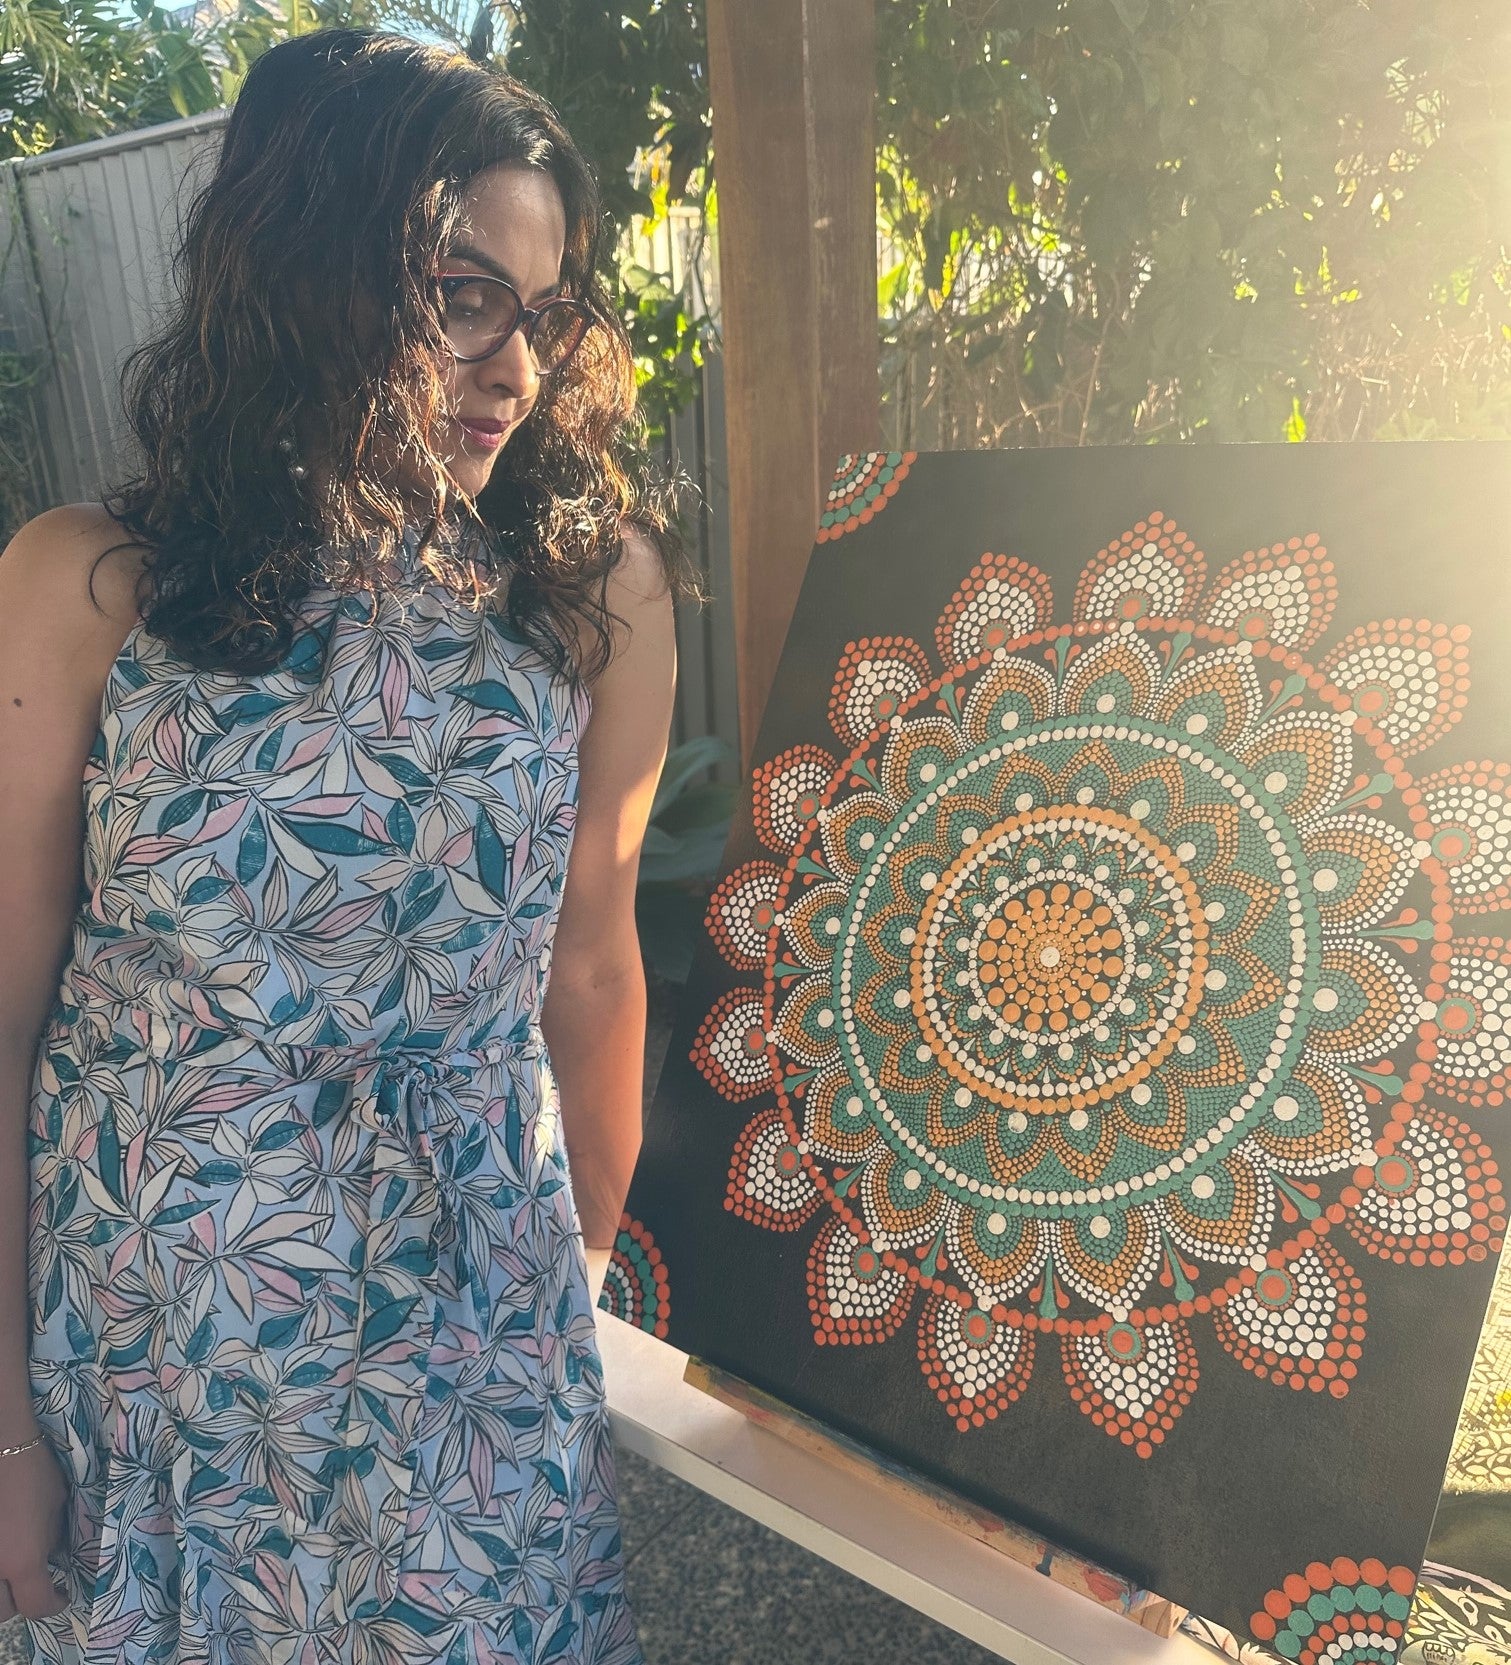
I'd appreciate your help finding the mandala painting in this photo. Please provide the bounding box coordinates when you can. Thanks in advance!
[608,444,1511,1650]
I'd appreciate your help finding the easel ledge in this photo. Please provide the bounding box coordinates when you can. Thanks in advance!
[596,1305,1220,1665]
[684,1356,1187,1639]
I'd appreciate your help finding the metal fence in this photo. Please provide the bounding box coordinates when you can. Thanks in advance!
[0,109,739,767]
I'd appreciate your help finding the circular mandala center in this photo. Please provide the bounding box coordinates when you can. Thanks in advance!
[976,885,1124,1022]
[912,805,1207,1115]
[835,720,1318,1211]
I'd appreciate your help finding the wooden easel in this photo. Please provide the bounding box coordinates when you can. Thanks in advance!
[684,1358,1189,1640]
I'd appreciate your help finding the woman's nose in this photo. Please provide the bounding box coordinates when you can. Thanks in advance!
[483,327,540,403]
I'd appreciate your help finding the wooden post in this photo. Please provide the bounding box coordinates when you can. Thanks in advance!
[706,0,881,760]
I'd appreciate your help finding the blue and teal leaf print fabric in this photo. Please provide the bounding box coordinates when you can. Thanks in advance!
[24,542,642,1665]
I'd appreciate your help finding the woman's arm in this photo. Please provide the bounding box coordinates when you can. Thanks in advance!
[541,528,677,1249]
[0,506,143,1619]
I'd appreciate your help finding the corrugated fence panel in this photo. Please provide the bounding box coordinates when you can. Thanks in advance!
[4,111,227,505]
[0,167,59,508]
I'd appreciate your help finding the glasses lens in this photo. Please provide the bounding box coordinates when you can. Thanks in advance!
[443,277,520,360]
[529,302,590,371]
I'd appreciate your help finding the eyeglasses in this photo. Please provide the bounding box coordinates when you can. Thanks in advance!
[438,272,593,373]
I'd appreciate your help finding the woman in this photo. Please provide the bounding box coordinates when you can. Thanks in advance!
[0,29,677,1664]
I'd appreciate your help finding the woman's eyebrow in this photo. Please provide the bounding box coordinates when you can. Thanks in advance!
[445,242,563,303]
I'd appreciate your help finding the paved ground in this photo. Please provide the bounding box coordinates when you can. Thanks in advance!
[0,1443,1004,1665]
[617,1446,1002,1664]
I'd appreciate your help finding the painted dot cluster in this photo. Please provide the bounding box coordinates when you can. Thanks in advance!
[752,745,835,850]
[807,1220,912,1343]
[1321,620,1469,758]
[706,861,782,970]
[691,991,773,1101]
[1307,816,1416,934]
[829,636,931,745]
[919,1292,1035,1429]
[1073,512,1203,625]
[1062,1319,1197,1458]
[1201,536,1334,649]
[1433,950,1511,1086]
[933,552,1053,664]
[1420,764,1511,913]
[727,1110,821,1231]
[602,1216,671,1338]
[1213,1240,1363,1394]
[817,451,915,542]
[1347,1106,1504,1268]
[1249,1559,1417,1662]
[835,715,1311,1218]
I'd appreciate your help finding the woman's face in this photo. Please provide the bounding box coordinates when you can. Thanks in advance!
[432,162,569,500]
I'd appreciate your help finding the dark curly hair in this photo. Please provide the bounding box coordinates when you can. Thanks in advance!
[106,28,686,680]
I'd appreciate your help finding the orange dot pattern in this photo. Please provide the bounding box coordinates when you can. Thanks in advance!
[1248,1557,1417,1660]
[689,990,773,1102]
[1417,762,1511,914]
[725,1108,822,1232]
[974,884,1125,1024]
[751,744,838,853]
[601,1215,671,1339]
[1061,1317,1198,1459]
[1072,511,1205,625]
[1347,1104,1504,1267]
[933,552,1054,665]
[705,860,784,970]
[919,1291,1035,1429]
[1427,938,1511,1109]
[1237,707,1355,822]
[1203,534,1335,650]
[1320,619,1470,760]
[828,635,932,746]
[1305,816,1417,935]
[1212,1237,1365,1394]
[807,1216,914,1345]
[1249,1057,1371,1178]
[816,451,915,543]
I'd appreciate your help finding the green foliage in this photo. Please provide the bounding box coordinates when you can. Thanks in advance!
[3,0,261,160]
[874,0,1511,444]
[635,734,735,983]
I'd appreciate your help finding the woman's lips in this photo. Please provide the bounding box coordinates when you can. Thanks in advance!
[457,417,510,452]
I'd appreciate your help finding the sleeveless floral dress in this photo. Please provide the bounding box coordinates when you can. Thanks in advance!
[24,537,643,1665]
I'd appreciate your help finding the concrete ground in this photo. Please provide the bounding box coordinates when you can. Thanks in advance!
[616,1446,1003,1664]
[0,1442,1004,1665]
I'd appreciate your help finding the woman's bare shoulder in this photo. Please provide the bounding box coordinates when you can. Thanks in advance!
[1,503,146,631]
[0,505,149,712]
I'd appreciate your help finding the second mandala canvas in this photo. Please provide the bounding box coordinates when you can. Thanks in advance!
[605,442,1511,1653]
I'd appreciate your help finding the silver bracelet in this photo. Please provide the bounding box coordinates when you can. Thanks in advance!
[0,1433,45,1459]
